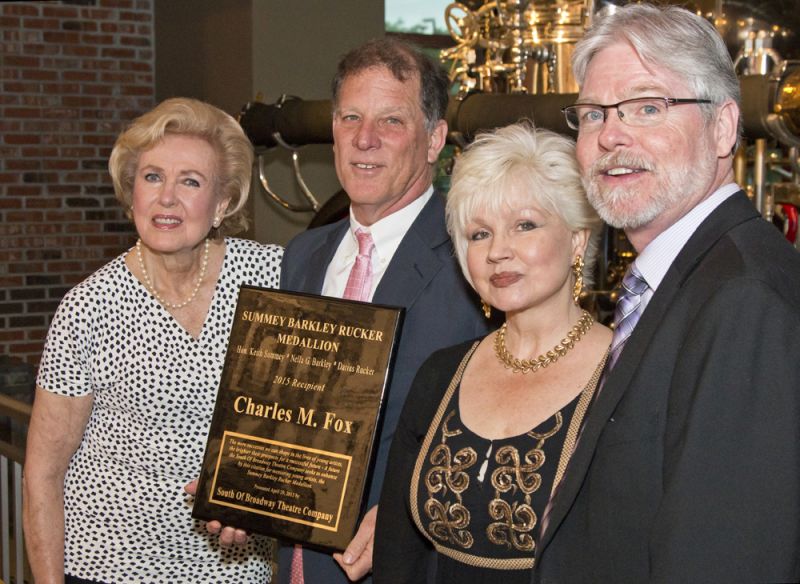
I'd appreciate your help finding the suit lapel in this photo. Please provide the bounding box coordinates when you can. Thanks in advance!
[373,193,450,309]
[537,191,759,553]
[304,221,348,294]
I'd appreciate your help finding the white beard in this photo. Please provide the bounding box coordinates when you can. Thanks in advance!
[583,148,716,230]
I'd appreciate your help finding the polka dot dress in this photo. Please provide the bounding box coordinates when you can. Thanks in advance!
[37,238,283,583]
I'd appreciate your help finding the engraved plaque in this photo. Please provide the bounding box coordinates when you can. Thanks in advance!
[192,286,403,552]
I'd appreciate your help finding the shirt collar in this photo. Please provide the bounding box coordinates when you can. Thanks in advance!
[635,182,740,291]
[347,186,434,261]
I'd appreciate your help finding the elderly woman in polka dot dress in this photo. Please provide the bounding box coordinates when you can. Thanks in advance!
[23,98,282,584]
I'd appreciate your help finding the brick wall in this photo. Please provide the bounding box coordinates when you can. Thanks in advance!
[0,0,154,365]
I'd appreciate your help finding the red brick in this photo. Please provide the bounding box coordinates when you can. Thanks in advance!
[0,330,26,343]
[42,5,80,19]
[82,33,114,45]
[120,35,150,47]
[5,134,41,145]
[25,197,60,208]
[9,341,46,354]
[62,96,97,108]
[122,85,152,97]
[42,31,80,44]
[8,185,41,197]
[0,276,25,287]
[62,45,98,58]
[100,21,135,34]
[43,159,79,171]
[83,8,114,20]
[21,43,59,55]
[105,0,135,8]
[82,84,114,96]
[63,19,98,33]
[63,71,97,82]
[20,94,59,107]
[22,18,60,30]
[0,120,23,132]
[100,72,136,84]
[45,211,82,222]
[26,329,47,341]
[5,55,40,67]
[0,199,23,209]
[61,146,96,158]
[42,83,81,95]
[3,5,39,17]
[5,159,38,171]
[4,107,42,118]
[102,47,135,59]
[39,56,81,69]
[119,60,151,72]
[0,68,21,80]
[0,16,21,27]
[21,146,58,157]
[3,82,43,93]
[21,69,58,81]
[9,261,44,273]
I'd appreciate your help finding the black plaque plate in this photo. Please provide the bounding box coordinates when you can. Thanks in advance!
[192,286,403,552]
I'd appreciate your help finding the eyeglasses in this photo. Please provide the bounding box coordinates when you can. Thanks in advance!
[562,97,713,132]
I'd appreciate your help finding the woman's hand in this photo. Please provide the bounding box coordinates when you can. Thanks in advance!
[183,479,249,546]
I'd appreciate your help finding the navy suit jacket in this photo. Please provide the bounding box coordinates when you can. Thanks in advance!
[278,193,491,583]
[534,192,800,582]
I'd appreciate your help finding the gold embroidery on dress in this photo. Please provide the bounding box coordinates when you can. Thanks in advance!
[424,410,478,549]
[486,412,563,552]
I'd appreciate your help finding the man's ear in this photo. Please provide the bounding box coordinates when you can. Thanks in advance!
[714,99,739,158]
[427,120,448,164]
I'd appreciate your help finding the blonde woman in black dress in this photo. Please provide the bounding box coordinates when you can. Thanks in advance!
[374,123,611,583]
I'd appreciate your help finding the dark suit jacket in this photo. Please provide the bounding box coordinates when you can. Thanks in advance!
[534,191,800,583]
[278,193,491,584]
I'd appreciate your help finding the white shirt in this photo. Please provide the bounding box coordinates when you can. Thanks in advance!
[634,182,741,311]
[322,187,434,300]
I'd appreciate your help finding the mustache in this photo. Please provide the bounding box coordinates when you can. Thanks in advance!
[589,152,655,177]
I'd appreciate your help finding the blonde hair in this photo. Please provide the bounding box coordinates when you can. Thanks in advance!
[108,97,253,236]
[446,122,603,287]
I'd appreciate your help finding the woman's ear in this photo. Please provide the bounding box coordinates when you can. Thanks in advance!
[571,227,590,258]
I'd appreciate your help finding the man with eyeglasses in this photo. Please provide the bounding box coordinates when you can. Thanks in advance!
[534,4,800,582]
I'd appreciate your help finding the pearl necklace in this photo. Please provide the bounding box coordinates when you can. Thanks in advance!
[494,310,594,374]
[135,238,209,310]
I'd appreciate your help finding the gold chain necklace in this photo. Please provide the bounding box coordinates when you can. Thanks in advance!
[494,310,594,374]
[135,238,209,310]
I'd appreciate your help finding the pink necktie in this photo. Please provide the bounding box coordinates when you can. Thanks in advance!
[289,229,374,583]
[343,228,375,301]
[290,543,304,584]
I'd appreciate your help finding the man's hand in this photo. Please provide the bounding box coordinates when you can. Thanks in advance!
[184,479,249,547]
[333,505,377,581]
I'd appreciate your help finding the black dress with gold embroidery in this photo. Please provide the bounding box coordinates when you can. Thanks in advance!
[374,338,605,584]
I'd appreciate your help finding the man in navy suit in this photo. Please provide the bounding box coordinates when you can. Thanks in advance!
[278,38,490,583]
[534,4,800,582]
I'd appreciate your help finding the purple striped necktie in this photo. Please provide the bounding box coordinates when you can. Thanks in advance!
[608,262,649,369]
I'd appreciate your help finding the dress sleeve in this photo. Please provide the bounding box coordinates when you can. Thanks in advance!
[36,285,97,397]
[373,349,458,583]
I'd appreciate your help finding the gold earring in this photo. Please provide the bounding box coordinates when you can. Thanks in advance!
[572,256,584,305]
[481,300,491,319]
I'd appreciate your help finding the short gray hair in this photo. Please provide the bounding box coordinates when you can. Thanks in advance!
[573,3,741,139]
[446,122,602,287]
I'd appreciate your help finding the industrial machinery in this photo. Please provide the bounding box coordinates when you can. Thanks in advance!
[240,0,800,309]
